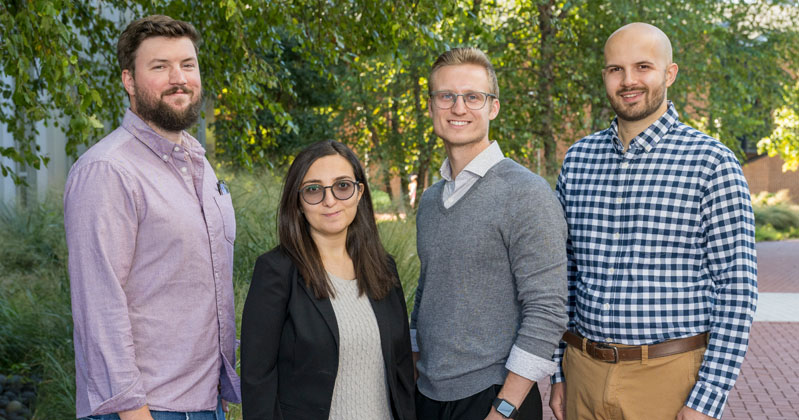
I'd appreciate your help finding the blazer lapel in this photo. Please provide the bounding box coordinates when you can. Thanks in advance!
[369,295,393,368]
[295,272,340,347]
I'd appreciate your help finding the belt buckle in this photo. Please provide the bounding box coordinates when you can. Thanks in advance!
[596,343,619,363]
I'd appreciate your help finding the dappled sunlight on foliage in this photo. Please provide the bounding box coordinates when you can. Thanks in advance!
[751,190,799,241]
[758,94,799,173]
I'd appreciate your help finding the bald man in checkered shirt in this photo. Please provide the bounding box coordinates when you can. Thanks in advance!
[549,23,757,420]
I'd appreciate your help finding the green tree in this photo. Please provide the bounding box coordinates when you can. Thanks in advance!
[1,0,119,184]
[1,0,426,179]
[3,0,799,188]
[758,81,799,172]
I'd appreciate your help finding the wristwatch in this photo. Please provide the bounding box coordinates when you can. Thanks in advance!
[492,397,518,419]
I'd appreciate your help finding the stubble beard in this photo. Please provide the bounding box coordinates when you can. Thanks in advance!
[133,83,203,132]
[608,79,667,122]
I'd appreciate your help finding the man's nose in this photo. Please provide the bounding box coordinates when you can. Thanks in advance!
[621,69,636,86]
[451,95,468,113]
[170,65,188,85]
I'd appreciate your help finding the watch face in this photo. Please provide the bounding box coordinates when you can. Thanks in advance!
[497,400,515,417]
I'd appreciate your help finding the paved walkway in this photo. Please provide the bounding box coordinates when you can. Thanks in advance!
[538,239,799,420]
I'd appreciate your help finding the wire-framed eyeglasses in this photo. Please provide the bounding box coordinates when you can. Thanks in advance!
[430,91,497,110]
[300,180,361,205]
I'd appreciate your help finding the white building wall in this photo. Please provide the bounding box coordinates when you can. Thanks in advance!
[1,73,17,206]
[0,121,16,207]
[35,115,72,203]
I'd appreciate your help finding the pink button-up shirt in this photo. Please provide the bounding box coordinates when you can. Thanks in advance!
[64,110,241,417]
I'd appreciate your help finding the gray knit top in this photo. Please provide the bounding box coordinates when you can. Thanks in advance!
[410,158,568,401]
[327,273,393,420]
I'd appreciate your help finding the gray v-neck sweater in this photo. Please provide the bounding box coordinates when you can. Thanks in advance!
[410,158,568,401]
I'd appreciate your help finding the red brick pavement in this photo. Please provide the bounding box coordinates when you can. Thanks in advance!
[756,239,799,293]
[536,241,799,419]
[724,322,799,420]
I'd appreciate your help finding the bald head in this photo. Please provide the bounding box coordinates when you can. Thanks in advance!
[601,22,679,130]
[605,22,673,67]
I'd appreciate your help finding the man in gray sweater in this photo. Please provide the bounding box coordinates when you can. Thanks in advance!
[410,47,568,420]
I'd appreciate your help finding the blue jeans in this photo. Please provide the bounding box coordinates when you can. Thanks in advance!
[83,397,225,420]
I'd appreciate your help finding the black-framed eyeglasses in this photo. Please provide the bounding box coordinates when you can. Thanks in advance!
[430,91,497,110]
[300,180,361,205]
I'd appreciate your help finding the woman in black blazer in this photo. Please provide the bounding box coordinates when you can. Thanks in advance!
[241,140,415,420]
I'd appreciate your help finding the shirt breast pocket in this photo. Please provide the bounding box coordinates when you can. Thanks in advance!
[214,193,236,244]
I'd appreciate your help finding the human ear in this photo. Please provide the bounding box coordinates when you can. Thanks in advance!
[665,63,679,88]
[488,98,500,121]
[122,69,135,97]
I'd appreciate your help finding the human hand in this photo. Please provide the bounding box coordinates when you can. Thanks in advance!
[676,406,714,420]
[484,406,507,420]
[549,382,567,420]
[222,399,229,413]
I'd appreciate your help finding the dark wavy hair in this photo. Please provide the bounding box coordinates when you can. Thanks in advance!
[278,140,396,300]
[117,15,201,73]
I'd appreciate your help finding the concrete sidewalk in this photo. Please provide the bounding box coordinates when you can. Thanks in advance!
[539,239,799,419]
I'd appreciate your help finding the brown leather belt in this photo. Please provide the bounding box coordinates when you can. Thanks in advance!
[562,331,708,363]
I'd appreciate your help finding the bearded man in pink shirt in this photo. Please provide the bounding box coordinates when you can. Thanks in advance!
[64,15,240,420]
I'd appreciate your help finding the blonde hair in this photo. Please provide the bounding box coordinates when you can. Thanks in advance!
[429,47,499,97]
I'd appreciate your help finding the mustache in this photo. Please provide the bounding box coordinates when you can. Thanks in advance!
[162,86,194,96]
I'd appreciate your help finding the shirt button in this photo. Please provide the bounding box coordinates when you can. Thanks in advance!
[181,167,187,173]
[603,303,610,310]
[174,146,180,152]
[616,197,623,204]
[161,154,169,161]
[613,233,620,239]
[609,268,615,275]
[621,161,629,169]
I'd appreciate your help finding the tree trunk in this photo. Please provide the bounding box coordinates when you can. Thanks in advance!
[365,114,393,200]
[390,86,409,212]
[412,59,434,208]
[537,0,558,176]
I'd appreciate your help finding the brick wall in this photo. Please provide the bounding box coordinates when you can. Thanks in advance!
[743,155,799,203]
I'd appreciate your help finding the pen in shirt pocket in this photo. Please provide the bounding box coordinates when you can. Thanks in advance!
[217,180,230,195]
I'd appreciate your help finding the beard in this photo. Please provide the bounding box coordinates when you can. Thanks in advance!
[607,79,666,122]
[133,84,203,132]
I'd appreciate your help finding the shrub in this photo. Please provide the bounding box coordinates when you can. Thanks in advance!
[753,204,799,231]
[0,167,423,419]
[751,189,799,241]
[0,201,75,419]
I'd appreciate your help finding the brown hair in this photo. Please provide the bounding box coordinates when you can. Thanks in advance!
[117,15,201,73]
[429,47,499,97]
[278,140,397,300]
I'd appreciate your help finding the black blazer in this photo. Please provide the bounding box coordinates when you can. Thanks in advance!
[241,247,415,420]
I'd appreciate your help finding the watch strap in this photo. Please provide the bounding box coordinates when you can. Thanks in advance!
[492,397,519,419]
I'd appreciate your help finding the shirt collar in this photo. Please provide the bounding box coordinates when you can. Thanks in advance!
[439,141,505,182]
[610,101,680,153]
[121,109,205,159]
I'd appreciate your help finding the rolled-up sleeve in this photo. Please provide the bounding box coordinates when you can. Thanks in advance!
[64,160,146,416]
[505,177,569,376]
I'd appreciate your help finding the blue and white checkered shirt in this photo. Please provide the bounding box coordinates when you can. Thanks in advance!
[552,103,757,418]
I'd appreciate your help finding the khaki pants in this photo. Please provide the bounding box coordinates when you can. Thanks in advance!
[563,342,705,420]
